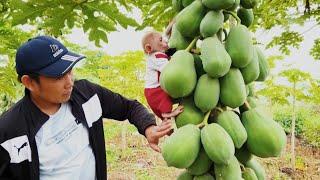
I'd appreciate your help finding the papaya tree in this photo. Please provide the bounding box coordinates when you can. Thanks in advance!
[257,78,291,106]
[279,68,311,170]
[257,55,289,105]
[253,0,320,59]
[308,79,320,105]
[1,0,144,46]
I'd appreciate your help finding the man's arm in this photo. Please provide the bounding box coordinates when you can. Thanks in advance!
[82,80,157,136]
[0,142,12,179]
[80,80,174,152]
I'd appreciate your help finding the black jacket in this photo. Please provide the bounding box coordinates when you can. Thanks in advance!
[0,79,156,180]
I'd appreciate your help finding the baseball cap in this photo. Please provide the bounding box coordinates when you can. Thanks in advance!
[15,36,85,77]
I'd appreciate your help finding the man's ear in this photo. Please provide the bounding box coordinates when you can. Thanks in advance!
[21,75,36,92]
[144,44,152,54]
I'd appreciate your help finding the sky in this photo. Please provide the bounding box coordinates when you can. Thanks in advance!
[65,9,320,79]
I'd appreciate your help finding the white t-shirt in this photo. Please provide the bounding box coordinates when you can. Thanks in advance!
[35,103,96,180]
[144,52,169,88]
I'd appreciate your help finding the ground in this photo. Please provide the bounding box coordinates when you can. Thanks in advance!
[104,120,320,180]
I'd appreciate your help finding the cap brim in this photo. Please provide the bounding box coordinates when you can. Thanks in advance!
[37,51,85,77]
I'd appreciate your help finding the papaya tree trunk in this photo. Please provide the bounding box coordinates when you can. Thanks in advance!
[291,82,296,170]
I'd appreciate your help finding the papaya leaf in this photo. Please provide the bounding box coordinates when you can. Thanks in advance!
[310,38,320,60]
[266,31,303,55]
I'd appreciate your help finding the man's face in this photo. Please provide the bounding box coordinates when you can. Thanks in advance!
[151,33,169,53]
[31,70,74,105]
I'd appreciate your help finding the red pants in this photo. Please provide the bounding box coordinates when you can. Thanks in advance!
[144,87,173,119]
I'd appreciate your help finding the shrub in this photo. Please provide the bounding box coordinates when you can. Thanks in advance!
[271,104,310,136]
[303,115,320,147]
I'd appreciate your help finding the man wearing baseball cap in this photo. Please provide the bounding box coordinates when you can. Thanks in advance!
[0,36,173,180]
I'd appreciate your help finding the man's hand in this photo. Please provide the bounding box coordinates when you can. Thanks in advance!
[145,120,173,153]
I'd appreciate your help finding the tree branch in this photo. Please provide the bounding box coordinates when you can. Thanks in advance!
[304,0,311,14]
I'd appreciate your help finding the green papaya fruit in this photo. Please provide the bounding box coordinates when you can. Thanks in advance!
[247,96,258,108]
[241,108,287,158]
[225,25,254,68]
[216,110,247,148]
[245,158,266,180]
[177,170,194,180]
[242,168,258,180]
[201,123,235,164]
[193,54,206,78]
[176,97,204,128]
[194,74,220,112]
[235,145,253,164]
[240,0,259,9]
[173,0,184,13]
[200,37,232,78]
[240,47,260,84]
[182,0,194,7]
[169,24,191,50]
[187,147,213,175]
[237,8,254,27]
[227,0,240,11]
[194,173,215,180]
[176,0,206,37]
[214,156,242,180]
[255,46,269,81]
[245,85,250,96]
[162,124,201,168]
[200,10,224,38]
[248,83,255,97]
[219,68,247,108]
[202,0,235,10]
[160,50,197,98]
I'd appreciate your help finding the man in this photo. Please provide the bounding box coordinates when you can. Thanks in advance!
[0,36,173,180]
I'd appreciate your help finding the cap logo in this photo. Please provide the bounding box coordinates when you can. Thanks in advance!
[50,44,59,53]
[50,44,63,58]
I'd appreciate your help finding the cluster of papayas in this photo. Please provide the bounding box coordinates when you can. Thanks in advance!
[161,0,285,179]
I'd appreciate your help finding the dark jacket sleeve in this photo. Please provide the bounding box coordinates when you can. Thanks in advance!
[82,80,157,136]
[0,133,12,179]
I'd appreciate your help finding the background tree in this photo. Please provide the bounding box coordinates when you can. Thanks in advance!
[253,0,320,59]
[257,50,313,170]
[0,19,32,111]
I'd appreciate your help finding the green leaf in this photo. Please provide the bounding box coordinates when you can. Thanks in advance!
[310,38,320,60]
[266,31,303,55]
[10,1,47,26]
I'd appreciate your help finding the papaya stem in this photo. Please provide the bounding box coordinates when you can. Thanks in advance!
[203,110,211,125]
[197,123,205,129]
[196,110,212,129]
[223,10,241,25]
[215,107,224,113]
[222,106,228,111]
[243,100,252,110]
[186,36,199,52]
[240,164,246,171]
[191,48,201,55]
[217,103,227,111]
